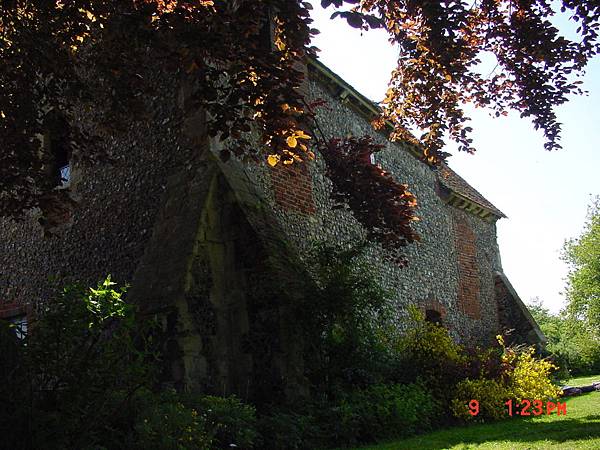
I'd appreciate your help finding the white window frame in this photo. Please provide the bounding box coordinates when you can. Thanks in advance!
[8,314,28,340]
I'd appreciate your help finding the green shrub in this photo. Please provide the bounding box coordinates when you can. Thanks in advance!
[258,408,321,450]
[258,382,441,449]
[293,243,396,393]
[185,395,258,449]
[390,307,468,404]
[0,277,160,450]
[451,378,510,422]
[0,277,266,450]
[133,389,212,450]
[337,382,442,445]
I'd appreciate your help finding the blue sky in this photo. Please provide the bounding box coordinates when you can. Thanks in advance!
[309,4,600,313]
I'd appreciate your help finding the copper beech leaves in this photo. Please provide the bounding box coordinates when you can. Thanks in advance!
[1,0,599,261]
[320,135,419,266]
[325,0,599,160]
[0,0,315,218]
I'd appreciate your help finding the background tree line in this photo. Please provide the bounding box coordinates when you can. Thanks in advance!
[528,197,600,377]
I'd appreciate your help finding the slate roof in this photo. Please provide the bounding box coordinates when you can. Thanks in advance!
[437,164,506,218]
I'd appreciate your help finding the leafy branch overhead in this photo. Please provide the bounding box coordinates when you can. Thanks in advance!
[1,0,598,258]
[0,0,316,216]
[323,0,599,157]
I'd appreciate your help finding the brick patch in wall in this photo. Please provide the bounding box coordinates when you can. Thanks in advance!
[0,301,27,319]
[422,295,447,319]
[269,162,316,215]
[422,295,448,327]
[453,215,481,319]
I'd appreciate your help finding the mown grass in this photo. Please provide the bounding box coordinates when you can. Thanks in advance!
[352,374,600,450]
[566,373,600,386]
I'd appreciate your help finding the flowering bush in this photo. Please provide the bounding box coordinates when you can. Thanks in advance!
[450,336,562,422]
[501,338,563,402]
[392,307,466,379]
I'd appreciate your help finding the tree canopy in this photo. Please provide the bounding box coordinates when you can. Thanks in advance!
[1,0,598,257]
[563,197,600,336]
[528,297,600,375]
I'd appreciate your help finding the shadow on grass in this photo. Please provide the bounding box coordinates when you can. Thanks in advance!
[380,415,600,450]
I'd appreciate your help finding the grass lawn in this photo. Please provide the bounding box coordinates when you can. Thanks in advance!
[565,374,600,386]
[352,374,600,450]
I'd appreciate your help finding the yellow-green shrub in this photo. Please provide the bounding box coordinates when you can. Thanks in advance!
[504,345,563,402]
[451,378,510,422]
[391,307,466,388]
[450,337,562,423]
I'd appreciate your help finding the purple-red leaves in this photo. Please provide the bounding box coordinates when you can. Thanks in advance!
[320,136,419,265]
[2,0,598,260]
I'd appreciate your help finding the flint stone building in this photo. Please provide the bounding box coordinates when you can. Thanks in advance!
[0,58,543,398]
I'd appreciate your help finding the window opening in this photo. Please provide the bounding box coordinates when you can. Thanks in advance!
[8,315,28,340]
[44,110,71,187]
[425,309,443,326]
[55,144,71,186]
[59,163,70,185]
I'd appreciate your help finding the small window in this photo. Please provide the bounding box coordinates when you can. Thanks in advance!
[44,110,71,187]
[369,153,376,164]
[59,163,71,185]
[55,144,71,186]
[8,315,28,340]
[425,309,443,326]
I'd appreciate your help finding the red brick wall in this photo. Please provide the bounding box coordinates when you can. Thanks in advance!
[270,163,316,215]
[0,301,26,319]
[453,214,481,319]
[267,57,315,215]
